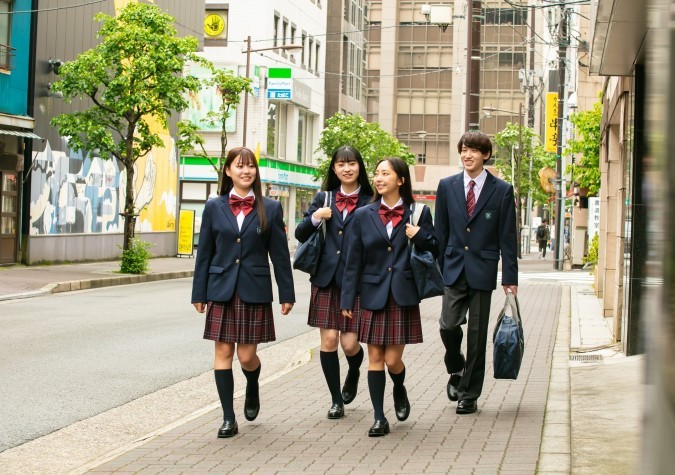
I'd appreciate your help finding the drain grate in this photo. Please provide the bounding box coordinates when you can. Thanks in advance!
[569,354,603,362]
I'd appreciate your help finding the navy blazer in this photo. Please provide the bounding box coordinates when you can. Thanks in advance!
[340,202,440,311]
[434,171,518,291]
[295,189,372,288]
[191,195,295,304]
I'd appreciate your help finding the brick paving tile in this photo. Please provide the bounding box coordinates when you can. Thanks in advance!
[89,283,560,474]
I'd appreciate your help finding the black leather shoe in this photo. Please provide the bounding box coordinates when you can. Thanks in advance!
[447,373,461,402]
[368,418,390,437]
[327,402,345,419]
[456,399,478,415]
[393,385,410,421]
[244,386,260,421]
[341,369,360,405]
[217,420,238,438]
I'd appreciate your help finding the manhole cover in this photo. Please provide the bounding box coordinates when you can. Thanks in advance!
[569,354,603,362]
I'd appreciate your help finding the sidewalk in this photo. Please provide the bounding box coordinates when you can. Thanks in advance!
[0,253,644,473]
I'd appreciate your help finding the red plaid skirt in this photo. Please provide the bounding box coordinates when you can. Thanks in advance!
[359,293,423,346]
[204,293,275,343]
[308,284,360,333]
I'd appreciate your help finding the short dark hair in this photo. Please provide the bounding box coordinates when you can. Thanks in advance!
[457,131,492,161]
[372,157,414,206]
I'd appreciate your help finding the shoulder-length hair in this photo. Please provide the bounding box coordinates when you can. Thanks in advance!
[372,157,414,206]
[321,146,374,196]
[219,146,268,233]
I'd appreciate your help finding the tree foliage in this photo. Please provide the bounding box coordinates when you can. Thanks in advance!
[316,113,415,180]
[493,123,557,210]
[50,2,205,250]
[565,98,602,195]
[177,68,252,189]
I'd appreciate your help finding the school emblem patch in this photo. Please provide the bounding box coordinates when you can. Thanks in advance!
[485,212,493,220]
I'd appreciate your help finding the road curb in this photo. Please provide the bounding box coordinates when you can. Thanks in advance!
[51,270,194,294]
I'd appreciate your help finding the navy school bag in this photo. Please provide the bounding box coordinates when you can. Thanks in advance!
[493,292,525,380]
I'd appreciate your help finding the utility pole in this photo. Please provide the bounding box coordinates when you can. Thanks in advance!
[554,8,568,271]
[517,102,523,259]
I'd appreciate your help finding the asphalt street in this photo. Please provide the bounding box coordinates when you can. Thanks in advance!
[0,274,313,452]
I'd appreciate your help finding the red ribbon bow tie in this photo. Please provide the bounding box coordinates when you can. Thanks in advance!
[229,195,255,216]
[378,204,404,227]
[335,192,358,213]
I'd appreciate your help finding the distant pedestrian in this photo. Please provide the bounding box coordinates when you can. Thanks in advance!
[295,146,373,420]
[191,146,295,439]
[341,157,439,437]
[435,131,518,415]
[536,219,551,259]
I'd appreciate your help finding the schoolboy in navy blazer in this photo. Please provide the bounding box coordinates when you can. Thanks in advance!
[191,195,295,306]
[340,203,438,311]
[295,190,372,289]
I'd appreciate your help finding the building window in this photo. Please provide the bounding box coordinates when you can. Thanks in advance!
[0,0,11,71]
[301,32,307,67]
[308,37,314,72]
[297,110,313,164]
[282,19,288,46]
[267,102,288,159]
[273,14,280,47]
[315,41,320,74]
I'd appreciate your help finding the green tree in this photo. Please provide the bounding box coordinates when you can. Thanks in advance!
[50,2,205,251]
[565,98,602,195]
[494,123,557,222]
[177,68,252,189]
[316,113,414,180]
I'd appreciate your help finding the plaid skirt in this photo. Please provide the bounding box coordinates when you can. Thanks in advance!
[308,284,360,333]
[204,292,275,344]
[359,293,423,346]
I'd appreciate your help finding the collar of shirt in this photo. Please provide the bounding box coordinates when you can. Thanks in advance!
[229,190,255,230]
[229,189,255,199]
[463,169,487,196]
[379,197,403,209]
[339,186,361,196]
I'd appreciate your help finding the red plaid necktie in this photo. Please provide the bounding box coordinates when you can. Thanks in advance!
[335,192,358,214]
[466,180,476,217]
[379,204,405,228]
[229,195,255,216]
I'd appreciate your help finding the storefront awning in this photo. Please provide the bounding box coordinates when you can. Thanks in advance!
[0,129,42,140]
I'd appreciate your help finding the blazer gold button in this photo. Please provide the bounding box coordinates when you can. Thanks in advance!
[388,267,392,272]
[387,246,392,251]
[466,228,470,232]
[337,250,341,255]
[236,237,241,242]
[338,230,343,235]
[464,246,469,251]
[235,259,240,264]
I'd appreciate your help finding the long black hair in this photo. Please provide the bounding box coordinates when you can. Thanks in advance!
[219,146,268,233]
[321,146,374,196]
[372,157,415,206]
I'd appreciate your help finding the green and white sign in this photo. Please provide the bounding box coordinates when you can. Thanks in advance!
[268,68,292,100]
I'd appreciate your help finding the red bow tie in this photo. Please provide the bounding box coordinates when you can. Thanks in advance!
[229,195,255,216]
[335,192,358,213]
[379,204,404,227]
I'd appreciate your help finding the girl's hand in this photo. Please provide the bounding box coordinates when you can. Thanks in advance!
[342,309,352,319]
[193,302,207,313]
[281,302,294,315]
[405,223,420,239]
[312,207,332,221]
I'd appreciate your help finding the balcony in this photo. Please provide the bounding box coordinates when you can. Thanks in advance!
[0,43,14,71]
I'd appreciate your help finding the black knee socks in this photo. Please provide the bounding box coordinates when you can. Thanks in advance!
[214,369,235,423]
[345,346,364,371]
[242,363,261,398]
[388,366,406,389]
[320,350,343,404]
[368,370,386,420]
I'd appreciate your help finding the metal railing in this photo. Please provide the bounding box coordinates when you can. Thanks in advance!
[0,43,14,71]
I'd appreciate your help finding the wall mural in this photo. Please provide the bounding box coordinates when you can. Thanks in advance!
[30,136,177,235]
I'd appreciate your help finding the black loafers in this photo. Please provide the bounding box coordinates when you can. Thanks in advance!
[327,402,345,419]
[393,385,411,421]
[456,399,478,414]
[217,420,238,438]
[244,385,260,421]
[447,373,461,402]
[368,418,390,437]
[342,369,360,405]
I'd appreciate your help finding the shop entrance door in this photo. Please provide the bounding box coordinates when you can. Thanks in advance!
[0,171,18,264]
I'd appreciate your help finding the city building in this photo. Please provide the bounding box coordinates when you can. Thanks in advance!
[179,0,329,244]
[0,0,38,264]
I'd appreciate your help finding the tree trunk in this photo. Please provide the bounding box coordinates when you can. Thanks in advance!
[123,160,136,251]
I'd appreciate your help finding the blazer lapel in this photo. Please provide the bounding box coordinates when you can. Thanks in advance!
[389,205,411,241]
[469,172,497,223]
[452,177,469,222]
[240,206,258,234]
[368,205,391,242]
[218,196,240,232]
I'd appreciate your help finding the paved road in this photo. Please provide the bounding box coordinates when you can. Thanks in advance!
[0,275,312,452]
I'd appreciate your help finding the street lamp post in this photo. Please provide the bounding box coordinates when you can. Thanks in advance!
[241,36,302,147]
[482,104,524,258]
[416,130,428,163]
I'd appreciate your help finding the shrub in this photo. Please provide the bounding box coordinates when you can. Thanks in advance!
[584,233,599,266]
[120,238,153,274]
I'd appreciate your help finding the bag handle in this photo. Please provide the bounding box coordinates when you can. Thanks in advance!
[319,191,331,238]
[408,203,426,247]
[503,292,522,324]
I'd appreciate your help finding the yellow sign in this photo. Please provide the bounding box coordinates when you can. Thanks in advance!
[545,92,559,153]
[177,209,195,256]
[204,13,226,37]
